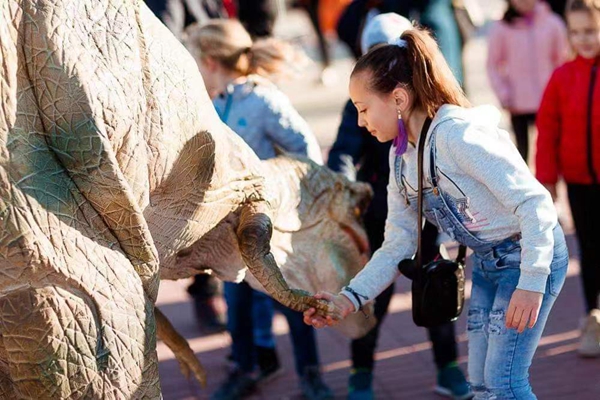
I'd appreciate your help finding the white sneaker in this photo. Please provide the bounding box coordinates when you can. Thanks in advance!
[578,309,600,358]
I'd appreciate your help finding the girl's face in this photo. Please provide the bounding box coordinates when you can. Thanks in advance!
[510,0,537,15]
[567,11,600,59]
[349,72,401,143]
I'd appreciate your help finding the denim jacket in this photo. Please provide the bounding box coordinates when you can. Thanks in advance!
[212,75,322,163]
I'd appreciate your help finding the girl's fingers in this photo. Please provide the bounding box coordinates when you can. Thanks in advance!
[506,303,516,329]
[509,307,524,330]
[314,291,335,302]
[528,307,539,329]
[517,309,530,333]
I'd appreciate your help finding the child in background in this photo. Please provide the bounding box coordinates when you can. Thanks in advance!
[184,19,331,400]
[536,0,600,358]
[487,0,568,163]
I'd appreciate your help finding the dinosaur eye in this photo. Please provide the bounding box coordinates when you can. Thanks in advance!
[354,206,361,218]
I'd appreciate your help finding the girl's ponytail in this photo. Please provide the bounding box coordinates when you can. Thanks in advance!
[402,29,469,117]
[352,26,469,117]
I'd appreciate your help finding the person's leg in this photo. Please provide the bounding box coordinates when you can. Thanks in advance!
[276,303,333,400]
[567,183,600,357]
[350,283,395,371]
[304,0,331,68]
[428,322,457,369]
[252,290,282,382]
[478,229,568,399]
[346,214,389,399]
[467,256,497,398]
[188,274,226,332]
[567,184,600,312]
[510,113,530,162]
[252,289,276,348]
[277,304,319,375]
[224,282,255,372]
[418,0,464,86]
[211,282,257,400]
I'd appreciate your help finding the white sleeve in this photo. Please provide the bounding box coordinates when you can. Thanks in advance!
[341,151,418,311]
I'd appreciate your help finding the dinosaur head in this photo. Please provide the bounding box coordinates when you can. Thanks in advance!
[250,155,377,338]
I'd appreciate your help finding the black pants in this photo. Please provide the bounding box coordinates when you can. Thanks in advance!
[301,0,331,68]
[188,273,221,300]
[568,184,600,312]
[351,219,458,371]
[510,113,536,163]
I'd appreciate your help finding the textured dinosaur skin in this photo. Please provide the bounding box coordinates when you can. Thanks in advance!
[0,0,374,397]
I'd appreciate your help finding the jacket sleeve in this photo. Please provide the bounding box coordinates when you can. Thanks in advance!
[341,151,418,311]
[536,70,562,184]
[486,23,511,107]
[326,100,366,177]
[263,91,323,164]
[441,125,557,294]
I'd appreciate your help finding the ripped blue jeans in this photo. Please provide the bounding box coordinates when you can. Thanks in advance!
[467,226,569,399]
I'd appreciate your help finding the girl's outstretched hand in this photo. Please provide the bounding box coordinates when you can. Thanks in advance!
[303,291,356,328]
[506,289,543,333]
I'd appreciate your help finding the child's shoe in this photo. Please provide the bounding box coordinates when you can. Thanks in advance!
[578,309,600,358]
[434,362,473,400]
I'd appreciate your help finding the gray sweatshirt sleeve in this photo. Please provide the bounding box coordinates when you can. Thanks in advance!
[262,91,323,164]
[341,151,418,311]
[441,124,557,293]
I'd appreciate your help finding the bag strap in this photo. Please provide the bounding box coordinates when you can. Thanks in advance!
[416,118,433,269]
[416,118,467,269]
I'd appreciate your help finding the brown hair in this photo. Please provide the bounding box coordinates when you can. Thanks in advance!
[565,0,600,21]
[351,27,470,118]
[183,19,303,77]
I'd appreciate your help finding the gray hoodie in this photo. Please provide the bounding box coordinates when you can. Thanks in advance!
[342,104,558,311]
[212,75,323,163]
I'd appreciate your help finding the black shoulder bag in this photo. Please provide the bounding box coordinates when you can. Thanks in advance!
[397,118,467,327]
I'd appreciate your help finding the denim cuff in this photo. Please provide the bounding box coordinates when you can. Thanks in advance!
[516,272,548,294]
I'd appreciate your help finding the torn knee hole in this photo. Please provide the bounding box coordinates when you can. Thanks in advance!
[489,309,506,335]
[467,308,488,332]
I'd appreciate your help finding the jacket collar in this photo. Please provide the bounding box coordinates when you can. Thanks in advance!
[574,55,600,67]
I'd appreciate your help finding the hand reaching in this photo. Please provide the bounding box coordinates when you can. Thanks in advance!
[303,291,356,328]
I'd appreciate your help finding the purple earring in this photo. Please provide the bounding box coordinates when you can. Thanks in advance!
[393,112,409,156]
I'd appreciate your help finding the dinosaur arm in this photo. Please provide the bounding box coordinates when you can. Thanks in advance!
[236,202,338,318]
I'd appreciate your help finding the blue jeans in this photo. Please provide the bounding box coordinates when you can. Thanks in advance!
[224,281,319,375]
[467,227,569,399]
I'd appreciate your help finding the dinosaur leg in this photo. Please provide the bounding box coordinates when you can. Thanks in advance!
[0,286,160,399]
[155,307,206,388]
[236,203,338,318]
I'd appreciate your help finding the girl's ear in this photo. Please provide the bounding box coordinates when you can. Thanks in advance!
[392,87,411,113]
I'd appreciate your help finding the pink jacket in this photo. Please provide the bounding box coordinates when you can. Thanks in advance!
[487,2,569,114]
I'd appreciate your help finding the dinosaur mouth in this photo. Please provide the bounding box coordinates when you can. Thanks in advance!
[340,223,370,256]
